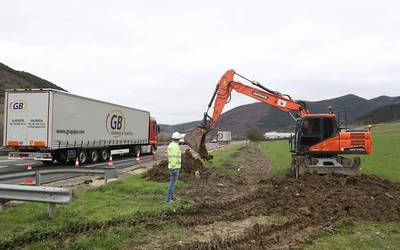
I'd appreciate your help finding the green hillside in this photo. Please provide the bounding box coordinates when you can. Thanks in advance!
[0,62,65,144]
[356,103,400,125]
[0,62,64,99]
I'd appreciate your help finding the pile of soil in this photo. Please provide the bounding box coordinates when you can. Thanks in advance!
[144,152,210,182]
[269,173,400,222]
[169,173,400,249]
[179,143,270,204]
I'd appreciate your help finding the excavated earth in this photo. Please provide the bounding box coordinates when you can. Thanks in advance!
[144,151,211,182]
[139,144,400,250]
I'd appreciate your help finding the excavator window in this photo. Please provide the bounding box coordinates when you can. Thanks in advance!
[322,117,336,139]
[298,117,337,148]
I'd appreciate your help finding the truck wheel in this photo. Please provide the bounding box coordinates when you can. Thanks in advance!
[55,150,67,164]
[89,150,99,163]
[78,150,88,165]
[100,149,109,162]
[41,159,55,165]
[136,146,142,155]
[150,145,156,155]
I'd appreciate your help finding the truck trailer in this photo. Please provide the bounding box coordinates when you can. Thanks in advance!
[3,89,159,164]
[217,131,231,144]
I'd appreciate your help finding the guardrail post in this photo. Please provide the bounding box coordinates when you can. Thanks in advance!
[0,199,6,211]
[48,203,57,218]
[35,170,41,186]
[0,184,72,219]
[104,168,118,184]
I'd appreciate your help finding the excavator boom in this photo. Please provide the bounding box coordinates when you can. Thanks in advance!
[185,70,309,159]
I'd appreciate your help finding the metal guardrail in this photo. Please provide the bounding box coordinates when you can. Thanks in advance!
[0,184,72,218]
[0,167,119,185]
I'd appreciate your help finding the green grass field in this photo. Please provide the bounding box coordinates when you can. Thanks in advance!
[0,175,192,249]
[258,140,291,177]
[361,123,400,181]
[304,220,400,250]
[259,122,400,181]
[204,143,246,176]
[259,122,400,249]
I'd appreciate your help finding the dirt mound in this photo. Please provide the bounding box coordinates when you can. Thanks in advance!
[167,173,400,249]
[269,173,400,222]
[144,152,210,182]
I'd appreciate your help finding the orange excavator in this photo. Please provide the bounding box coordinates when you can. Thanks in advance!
[184,70,372,176]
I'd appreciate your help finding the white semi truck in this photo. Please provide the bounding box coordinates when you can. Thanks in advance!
[217,131,231,144]
[3,89,159,164]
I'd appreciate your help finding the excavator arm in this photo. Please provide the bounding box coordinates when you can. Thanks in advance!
[206,70,309,129]
[185,69,309,159]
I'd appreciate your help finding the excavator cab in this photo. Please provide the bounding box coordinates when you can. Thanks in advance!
[290,114,371,176]
[294,115,338,154]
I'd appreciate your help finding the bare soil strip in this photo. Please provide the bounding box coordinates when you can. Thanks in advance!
[139,143,400,250]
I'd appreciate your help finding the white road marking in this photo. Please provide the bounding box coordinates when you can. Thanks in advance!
[0,166,10,169]
[16,163,37,166]
[0,159,19,163]
[84,156,155,168]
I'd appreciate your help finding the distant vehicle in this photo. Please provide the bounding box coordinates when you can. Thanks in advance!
[217,131,231,144]
[3,89,160,165]
[264,131,294,140]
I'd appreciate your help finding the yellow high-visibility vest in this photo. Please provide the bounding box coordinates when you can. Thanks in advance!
[167,141,182,169]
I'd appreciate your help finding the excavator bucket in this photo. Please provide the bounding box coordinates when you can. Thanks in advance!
[184,127,210,159]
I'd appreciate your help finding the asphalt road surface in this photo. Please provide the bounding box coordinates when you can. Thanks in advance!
[0,142,241,185]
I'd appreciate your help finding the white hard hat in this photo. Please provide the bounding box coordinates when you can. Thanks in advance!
[172,132,181,140]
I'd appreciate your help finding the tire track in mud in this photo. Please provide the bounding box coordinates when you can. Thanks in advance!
[151,143,400,250]
[164,173,400,250]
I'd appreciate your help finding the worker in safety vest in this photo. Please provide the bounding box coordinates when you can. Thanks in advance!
[166,132,182,202]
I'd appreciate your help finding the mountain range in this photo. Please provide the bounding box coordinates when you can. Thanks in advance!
[1,62,399,142]
[0,63,65,143]
[160,94,400,139]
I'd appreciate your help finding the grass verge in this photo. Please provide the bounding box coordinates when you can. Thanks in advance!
[203,143,246,176]
[360,122,400,181]
[304,219,400,250]
[258,140,291,176]
[0,174,193,249]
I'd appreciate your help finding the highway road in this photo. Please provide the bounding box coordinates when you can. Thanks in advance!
[0,142,241,185]
[0,145,168,173]
[0,146,169,185]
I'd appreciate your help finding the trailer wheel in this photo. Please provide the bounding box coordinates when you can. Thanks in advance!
[100,149,109,162]
[89,150,99,163]
[54,150,67,164]
[41,159,55,165]
[150,145,156,155]
[78,150,88,165]
[290,159,296,177]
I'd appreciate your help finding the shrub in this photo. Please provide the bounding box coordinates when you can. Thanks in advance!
[246,128,264,141]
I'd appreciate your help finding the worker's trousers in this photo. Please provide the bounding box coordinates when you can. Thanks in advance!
[167,168,180,202]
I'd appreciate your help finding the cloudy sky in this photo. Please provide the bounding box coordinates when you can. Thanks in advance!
[1,0,399,124]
